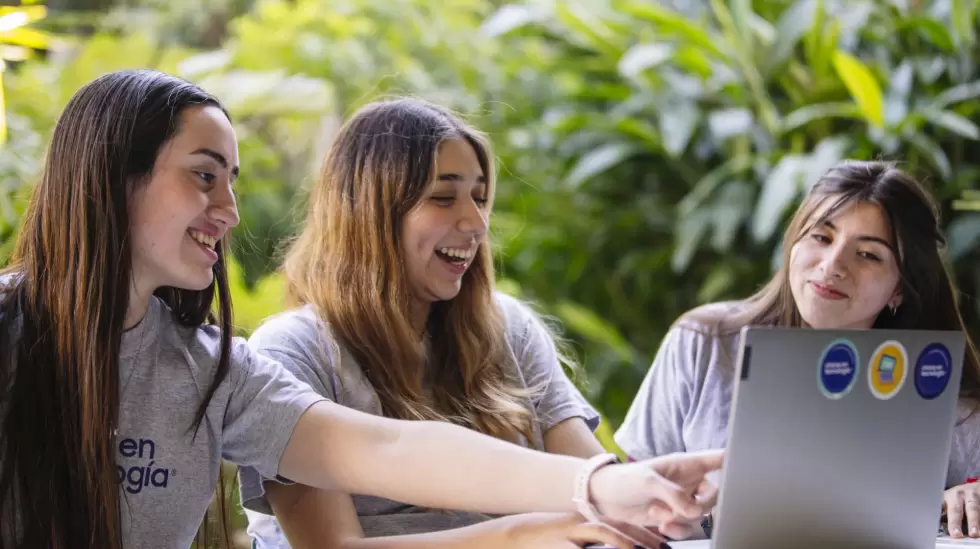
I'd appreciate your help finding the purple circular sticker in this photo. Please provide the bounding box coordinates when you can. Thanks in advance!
[914,343,952,400]
[818,339,859,399]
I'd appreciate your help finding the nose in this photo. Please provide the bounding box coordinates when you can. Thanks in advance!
[457,197,489,236]
[820,243,849,279]
[208,181,240,229]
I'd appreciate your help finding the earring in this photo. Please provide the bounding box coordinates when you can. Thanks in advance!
[889,303,898,315]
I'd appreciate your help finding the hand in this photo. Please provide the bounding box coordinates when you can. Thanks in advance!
[944,483,980,538]
[502,512,667,549]
[589,449,724,536]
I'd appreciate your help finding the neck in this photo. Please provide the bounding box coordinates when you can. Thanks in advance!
[126,283,152,330]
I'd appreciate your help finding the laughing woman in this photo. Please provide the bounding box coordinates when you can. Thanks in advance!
[237,98,686,549]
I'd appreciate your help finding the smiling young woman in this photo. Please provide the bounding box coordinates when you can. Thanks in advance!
[614,160,980,539]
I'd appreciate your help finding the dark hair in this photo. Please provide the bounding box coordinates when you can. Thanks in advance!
[706,160,980,400]
[0,69,234,549]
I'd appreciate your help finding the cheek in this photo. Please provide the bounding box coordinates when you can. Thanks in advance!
[787,245,807,283]
[402,209,446,251]
[857,270,899,306]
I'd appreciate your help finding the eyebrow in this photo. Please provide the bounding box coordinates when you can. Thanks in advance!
[822,220,892,249]
[437,172,486,184]
[191,148,240,179]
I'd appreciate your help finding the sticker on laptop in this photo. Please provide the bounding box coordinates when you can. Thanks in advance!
[818,339,859,399]
[914,343,952,400]
[867,340,908,400]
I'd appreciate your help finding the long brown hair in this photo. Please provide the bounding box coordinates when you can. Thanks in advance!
[283,98,537,443]
[698,160,980,400]
[0,70,234,549]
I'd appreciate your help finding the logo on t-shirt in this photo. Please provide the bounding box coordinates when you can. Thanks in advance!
[116,437,176,494]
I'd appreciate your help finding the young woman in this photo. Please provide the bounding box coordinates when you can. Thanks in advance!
[614,160,980,539]
[236,98,671,549]
[0,69,723,549]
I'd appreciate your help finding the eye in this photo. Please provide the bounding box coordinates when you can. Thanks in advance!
[430,196,455,206]
[474,197,488,207]
[810,233,831,244]
[859,251,882,262]
[195,171,216,185]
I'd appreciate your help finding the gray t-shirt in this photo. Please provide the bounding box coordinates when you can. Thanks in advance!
[239,292,600,547]
[2,294,325,548]
[613,301,980,490]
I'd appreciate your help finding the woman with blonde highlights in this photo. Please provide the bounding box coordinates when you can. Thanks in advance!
[238,98,692,549]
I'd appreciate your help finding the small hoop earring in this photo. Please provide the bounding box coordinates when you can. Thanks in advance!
[889,303,898,315]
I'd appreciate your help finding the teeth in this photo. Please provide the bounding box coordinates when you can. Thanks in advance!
[189,230,217,248]
[438,247,473,260]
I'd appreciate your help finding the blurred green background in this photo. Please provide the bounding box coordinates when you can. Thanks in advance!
[3,0,980,546]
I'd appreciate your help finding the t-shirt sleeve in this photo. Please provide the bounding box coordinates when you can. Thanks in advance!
[506,296,601,433]
[235,311,336,516]
[614,326,698,460]
[221,338,325,473]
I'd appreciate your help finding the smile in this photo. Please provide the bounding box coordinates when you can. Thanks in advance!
[188,229,217,249]
[436,247,473,261]
[809,281,848,300]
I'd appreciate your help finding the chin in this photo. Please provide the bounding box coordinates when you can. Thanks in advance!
[432,285,463,302]
[175,270,215,292]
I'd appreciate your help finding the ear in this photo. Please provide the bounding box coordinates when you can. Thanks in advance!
[889,290,903,309]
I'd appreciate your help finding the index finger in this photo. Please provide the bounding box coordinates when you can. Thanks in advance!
[687,449,725,472]
[658,449,725,474]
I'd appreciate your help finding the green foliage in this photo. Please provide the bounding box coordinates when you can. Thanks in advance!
[475,0,980,423]
[4,6,980,544]
[4,0,980,428]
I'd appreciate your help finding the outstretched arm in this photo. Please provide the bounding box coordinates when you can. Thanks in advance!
[278,400,723,527]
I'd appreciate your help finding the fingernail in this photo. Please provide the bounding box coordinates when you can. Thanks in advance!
[952,528,962,535]
[971,527,978,536]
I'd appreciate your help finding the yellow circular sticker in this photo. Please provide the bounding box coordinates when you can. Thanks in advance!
[867,340,908,400]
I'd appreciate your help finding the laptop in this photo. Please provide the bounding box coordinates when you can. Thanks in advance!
[707,326,966,549]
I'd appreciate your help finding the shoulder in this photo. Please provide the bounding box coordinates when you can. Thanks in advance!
[656,301,746,373]
[248,305,327,354]
[492,291,554,343]
[492,291,535,322]
[674,300,747,337]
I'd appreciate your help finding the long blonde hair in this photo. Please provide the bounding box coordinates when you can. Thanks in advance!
[282,98,536,443]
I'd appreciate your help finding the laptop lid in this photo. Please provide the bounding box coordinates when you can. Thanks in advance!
[711,326,966,549]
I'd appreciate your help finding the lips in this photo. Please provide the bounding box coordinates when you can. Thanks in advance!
[809,281,847,300]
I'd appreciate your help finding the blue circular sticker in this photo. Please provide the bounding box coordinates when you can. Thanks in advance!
[914,343,952,400]
[818,339,860,399]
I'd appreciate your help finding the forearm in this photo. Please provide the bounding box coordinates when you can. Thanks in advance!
[280,402,583,515]
[338,518,516,549]
[340,419,581,514]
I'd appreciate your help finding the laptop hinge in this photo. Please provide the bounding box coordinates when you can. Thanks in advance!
[740,345,752,380]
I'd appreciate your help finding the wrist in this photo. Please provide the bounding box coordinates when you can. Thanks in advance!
[573,452,620,521]
[498,513,539,546]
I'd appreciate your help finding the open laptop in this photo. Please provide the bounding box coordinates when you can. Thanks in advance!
[707,326,966,549]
